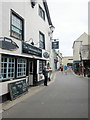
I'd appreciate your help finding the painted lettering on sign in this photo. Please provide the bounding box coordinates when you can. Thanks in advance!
[52,41,59,49]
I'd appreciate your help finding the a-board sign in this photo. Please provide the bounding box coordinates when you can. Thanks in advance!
[9,79,28,100]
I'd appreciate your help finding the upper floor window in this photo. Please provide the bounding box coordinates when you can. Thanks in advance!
[39,32,45,49]
[39,5,45,20]
[10,10,24,40]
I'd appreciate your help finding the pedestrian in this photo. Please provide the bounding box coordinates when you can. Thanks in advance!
[64,65,68,75]
[83,67,86,77]
[43,66,49,86]
[60,66,63,74]
[47,66,52,81]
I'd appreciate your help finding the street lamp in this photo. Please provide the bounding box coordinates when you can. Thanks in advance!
[48,25,55,36]
[25,38,34,45]
[49,25,55,33]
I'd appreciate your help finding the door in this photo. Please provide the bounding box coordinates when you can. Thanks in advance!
[29,61,33,86]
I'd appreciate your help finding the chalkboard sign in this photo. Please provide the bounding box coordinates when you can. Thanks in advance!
[9,79,28,100]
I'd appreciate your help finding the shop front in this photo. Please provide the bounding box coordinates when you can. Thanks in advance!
[0,39,48,102]
[27,59,37,86]
[22,41,42,86]
[73,61,80,74]
[54,58,58,70]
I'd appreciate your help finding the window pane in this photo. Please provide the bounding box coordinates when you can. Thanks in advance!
[39,61,43,73]
[39,32,45,49]
[39,6,45,20]
[17,59,26,77]
[11,12,23,40]
[1,57,15,80]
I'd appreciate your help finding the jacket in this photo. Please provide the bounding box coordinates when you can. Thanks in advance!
[43,68,49,76]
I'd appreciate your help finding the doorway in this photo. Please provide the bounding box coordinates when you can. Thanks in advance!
[28,60,37,86]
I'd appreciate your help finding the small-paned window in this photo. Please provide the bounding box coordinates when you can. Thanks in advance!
[39,60,46,73]
[17,59,26,77]
[0,57,15,80]
[11,10,24,40]
[39,32,45,49]
[39,5,45,20]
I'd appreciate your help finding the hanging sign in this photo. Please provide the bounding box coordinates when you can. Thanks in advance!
[52,41,59,49]
[0,37,19,51]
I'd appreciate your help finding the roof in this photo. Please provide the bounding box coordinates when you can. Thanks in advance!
[72,32,88,48]
[43,0,53,26]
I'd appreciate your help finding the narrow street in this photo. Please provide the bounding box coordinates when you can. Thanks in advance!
[3,71,88,118]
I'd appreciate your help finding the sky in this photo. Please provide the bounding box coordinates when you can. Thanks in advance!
[47,0,89,57]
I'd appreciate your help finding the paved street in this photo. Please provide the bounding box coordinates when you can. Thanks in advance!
[3,71,88,118]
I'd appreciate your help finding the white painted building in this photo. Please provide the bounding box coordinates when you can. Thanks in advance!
[62,56,73,66]
[72,32,90,74]
[55,50,62,70]
[73,32,88,62]
[0,0,55,101]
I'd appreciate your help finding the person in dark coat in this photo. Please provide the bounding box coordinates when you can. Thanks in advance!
[43,66,49,86]
[60,66,63,74]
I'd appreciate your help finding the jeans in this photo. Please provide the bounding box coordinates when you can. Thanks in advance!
[44,76,48,86]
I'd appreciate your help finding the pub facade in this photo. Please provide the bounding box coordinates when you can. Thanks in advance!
[0,0,54,101]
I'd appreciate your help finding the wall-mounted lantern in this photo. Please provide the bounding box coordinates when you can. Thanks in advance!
[31,0,37,8]
[25,38,34,45]
[48,25,55,36]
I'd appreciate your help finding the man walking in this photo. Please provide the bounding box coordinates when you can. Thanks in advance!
[43,66,49,86]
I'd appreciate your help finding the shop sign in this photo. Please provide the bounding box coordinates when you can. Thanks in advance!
[43,52,49,58]
[0,37,19,51]
[22,42,42,57]
[52,41,59,49]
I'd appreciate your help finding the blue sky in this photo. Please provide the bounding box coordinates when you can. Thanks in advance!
[47,0,88,56]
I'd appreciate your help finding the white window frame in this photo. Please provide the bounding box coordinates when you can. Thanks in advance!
[39,32,45,49]
[17,59,26,78]
[39,5,45,20]
[11,10,24,40]
[39,60,46,73]
[1,57,15,80]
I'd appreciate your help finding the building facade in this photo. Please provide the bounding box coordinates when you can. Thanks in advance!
[62,56,73,66]
[54,50,62,70]
[72,32,90,76]
[0,0,54,101]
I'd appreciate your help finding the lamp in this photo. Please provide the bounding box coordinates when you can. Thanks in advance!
[25,38,34,45]
[48,25,55,36]
[31,0,37,8]
[49,25,55,33]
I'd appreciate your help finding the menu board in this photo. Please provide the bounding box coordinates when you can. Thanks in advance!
[9,79,28,100]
